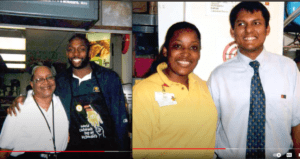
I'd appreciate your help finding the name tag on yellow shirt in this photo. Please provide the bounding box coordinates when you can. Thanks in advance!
[155,92,177,107]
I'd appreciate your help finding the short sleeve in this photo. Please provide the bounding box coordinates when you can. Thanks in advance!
[292,64,300,127]
[0,114,20,150]
[132,83,158,159]
[207,71,221,120]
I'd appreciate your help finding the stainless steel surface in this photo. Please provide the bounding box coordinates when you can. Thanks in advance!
[132,14,158,26]
[284,6,300,27]
[132,25,157,33]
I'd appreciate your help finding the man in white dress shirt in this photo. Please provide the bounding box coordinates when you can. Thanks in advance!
[0,64,69,159]
[207,2,300,159]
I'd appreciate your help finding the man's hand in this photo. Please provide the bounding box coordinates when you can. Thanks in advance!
[292,124,300,158]
[0,149,12,159]
[6,95,26,116]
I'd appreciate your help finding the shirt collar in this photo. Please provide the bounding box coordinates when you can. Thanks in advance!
[237,48,267,69]
[28,90,55,111]
[72,72,92,85]
[156,62,197,87]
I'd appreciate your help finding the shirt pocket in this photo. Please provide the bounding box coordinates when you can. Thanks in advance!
[266,92,291,123]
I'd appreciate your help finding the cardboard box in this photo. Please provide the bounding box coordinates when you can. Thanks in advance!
[133,2,148,13]
[149,2,157,14]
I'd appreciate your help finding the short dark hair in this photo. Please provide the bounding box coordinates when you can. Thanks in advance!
[229,1,270,29]
[295,56,300,63]
[68,33,90,54]
[163,21,201,50]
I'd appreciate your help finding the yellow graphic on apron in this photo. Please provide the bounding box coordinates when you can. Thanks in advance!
[83,105,106,138]
[84,105,103,126]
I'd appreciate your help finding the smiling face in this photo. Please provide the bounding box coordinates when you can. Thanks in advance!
[30,66,55,99]
[230,10,270,59]
[163,28,200,78]
[66,37,90,69]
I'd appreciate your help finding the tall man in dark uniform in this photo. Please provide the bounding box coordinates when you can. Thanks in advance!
[8,34,130,158]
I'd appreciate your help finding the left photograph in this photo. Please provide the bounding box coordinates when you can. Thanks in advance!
[0,1,132,159]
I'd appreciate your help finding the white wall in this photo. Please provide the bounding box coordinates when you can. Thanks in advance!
[158,2,284,81]
[158,2,184,50]
[111,33,133,84]
[122,34,132,84]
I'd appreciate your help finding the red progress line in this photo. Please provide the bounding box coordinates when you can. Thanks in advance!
[133,148,226,150]
[0,151,105,153]
[58,151,106,152]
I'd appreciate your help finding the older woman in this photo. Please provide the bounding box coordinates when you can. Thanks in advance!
[133,22,217,159]
[0,64,69,159]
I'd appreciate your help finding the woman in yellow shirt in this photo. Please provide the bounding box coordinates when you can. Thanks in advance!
[133,22,218,159]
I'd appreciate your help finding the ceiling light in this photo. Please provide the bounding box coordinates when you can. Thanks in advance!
[0,37,26,50]
[0,53,25,62]
[6,63,26,69]
[0,25,25,30]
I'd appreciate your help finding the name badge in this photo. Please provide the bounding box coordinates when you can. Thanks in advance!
[155,92,177,107]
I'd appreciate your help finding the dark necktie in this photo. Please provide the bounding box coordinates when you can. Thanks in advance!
[246,61,266,158]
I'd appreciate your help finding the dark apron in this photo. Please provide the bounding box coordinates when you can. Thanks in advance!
[65,72,118,158]
[8,153,57,159]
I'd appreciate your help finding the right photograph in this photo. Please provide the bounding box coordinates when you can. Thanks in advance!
[132,1,300,159]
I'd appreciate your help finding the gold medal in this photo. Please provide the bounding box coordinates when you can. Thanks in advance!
[93,86,100,92]
[76,104,83,112]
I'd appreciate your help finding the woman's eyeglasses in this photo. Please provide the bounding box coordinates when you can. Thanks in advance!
[33,76,55,84]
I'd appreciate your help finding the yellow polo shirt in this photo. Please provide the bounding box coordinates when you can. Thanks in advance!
[133,62,217,159]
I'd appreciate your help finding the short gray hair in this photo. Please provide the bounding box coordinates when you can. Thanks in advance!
[30,62,56,81]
